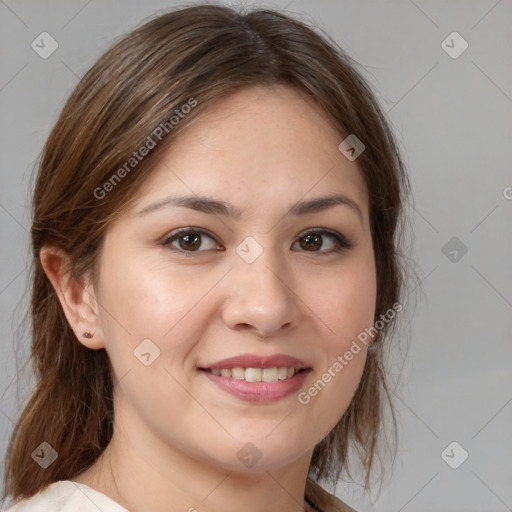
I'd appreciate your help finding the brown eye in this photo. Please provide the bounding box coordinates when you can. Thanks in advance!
[299,233,322,251]
[293,229,352,254]
[178,233,201,251]
[163,228,220,253]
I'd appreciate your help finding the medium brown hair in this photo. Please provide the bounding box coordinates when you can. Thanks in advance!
[3,3,409,502]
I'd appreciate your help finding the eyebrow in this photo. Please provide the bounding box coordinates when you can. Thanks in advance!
[136,193,363,221]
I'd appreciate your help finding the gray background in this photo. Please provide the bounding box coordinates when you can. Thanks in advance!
[1,1,511,511]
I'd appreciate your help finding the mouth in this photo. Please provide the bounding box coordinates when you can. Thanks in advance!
[200,366,307,382]
[198,354,312,402]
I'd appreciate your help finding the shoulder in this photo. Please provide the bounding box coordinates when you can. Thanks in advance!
[305,477,358,512]
[3,480,128,512]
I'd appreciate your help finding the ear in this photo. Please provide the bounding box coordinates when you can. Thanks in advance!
[39,245,105,350]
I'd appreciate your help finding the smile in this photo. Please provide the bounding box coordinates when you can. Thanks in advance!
[199,353,312,402]
[204,367,303,382]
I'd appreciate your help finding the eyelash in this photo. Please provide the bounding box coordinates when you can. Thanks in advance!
[161,227,353,256]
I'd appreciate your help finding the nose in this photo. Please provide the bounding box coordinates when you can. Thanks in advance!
[221,250,302,338]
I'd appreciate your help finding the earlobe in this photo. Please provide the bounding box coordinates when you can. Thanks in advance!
[39,246,105,350]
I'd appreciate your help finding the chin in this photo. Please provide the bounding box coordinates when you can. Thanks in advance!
[195,433,312,473]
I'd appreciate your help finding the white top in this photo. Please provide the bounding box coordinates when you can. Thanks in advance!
[3,480,128,512]
[3,480,319,511]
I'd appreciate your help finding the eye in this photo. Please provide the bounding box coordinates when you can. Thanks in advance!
[162,228,222,253]
[161,227,352,255]
[292,229,352,254]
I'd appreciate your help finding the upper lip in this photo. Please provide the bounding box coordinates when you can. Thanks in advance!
[200,354,311,370]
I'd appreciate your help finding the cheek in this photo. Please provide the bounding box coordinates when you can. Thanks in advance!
[98,249,199,331]
[325,255,376,384]
[308,250,377,343]
[93,257,212,429]
[295,252,376,432]
[95,251,226,379]
[94,257,177,368]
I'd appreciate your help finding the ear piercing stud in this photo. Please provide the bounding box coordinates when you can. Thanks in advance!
[83,332,94,339]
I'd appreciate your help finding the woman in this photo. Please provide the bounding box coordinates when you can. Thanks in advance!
[3,4,408,511]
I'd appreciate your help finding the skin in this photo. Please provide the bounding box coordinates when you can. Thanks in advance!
[41,84,377,512]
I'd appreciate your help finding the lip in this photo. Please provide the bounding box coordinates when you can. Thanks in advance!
[201,368,311,403]
[198,353,312,403]
[200,353,311,370]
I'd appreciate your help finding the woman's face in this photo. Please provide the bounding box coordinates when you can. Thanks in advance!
[90,84,376,472]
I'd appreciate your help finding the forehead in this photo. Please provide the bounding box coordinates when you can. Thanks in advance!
[129,84,369,221]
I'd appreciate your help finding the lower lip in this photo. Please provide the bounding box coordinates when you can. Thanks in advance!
[201,369,311,403]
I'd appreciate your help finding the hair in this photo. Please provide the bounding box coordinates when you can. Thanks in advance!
[3,2,410,503]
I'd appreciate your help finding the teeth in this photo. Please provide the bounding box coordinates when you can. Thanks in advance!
[245,368,262,382]
[232,367,245,380]
[208,367,300,382]
[262,367,279,382]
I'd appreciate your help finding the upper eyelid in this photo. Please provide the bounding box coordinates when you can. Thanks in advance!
[163,227,218,243]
